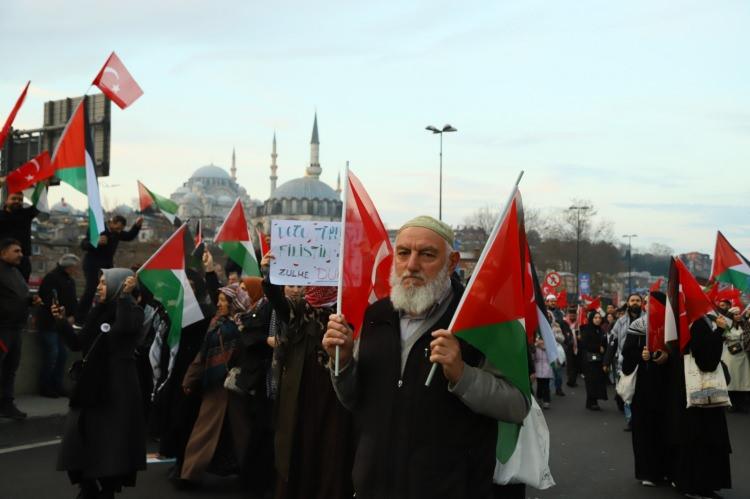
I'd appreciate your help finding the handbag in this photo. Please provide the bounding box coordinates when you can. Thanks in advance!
[615,366,637,405]
[728,342,743,355]
[683,352,731,408]
[68,330,109,409]
[493,397,555,489]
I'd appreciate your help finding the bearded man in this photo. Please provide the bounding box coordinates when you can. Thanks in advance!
[607,293,643,431]
[323,216,529,499]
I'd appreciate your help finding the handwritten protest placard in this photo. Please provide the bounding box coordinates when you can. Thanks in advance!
[269,220,341,286]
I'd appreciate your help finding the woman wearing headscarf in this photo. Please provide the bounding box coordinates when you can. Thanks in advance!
[621,314,671,488]
[579,310,608,410]
[51,269,146,499]
[261,254,353,499]
[668,315,732,498]
[722,306,750,412]
[179,283,251,484]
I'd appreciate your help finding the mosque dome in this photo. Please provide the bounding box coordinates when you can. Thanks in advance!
[190,164,231,180]
[270,176,339,201]
[51,199,75,214]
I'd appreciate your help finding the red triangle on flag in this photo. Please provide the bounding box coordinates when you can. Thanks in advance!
[137,180,155,211]
[51,101,86,170]
[140,225,186,271]
[452,194,525,332]
[215,199,250,243]
[711,231,743,280]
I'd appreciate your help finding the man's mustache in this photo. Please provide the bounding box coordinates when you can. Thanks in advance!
[400,272,425,283]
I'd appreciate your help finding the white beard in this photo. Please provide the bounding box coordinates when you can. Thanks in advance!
[389,264,451,316]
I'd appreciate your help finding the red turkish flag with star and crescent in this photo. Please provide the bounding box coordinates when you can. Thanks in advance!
[5,151,53,194]
[93,52,143,109]
[338,169,393,339]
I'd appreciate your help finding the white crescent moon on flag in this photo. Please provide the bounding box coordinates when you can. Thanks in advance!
[30,159,40,174]
[104,67,121,81]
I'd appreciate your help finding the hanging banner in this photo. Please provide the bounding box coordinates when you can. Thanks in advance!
[270,220,341,286]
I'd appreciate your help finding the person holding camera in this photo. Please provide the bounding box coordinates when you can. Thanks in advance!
[36,254,80,398]
[51,269,146,499]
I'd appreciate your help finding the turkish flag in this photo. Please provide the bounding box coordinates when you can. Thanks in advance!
[339,169,393,338]
[5,151,52,194]
[0,81,29,150]
[647,291,666,352]
[93,52,143,109]
[665,257,715,352]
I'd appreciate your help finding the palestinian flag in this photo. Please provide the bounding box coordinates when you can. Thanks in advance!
[665,257,715,352]
[50,98,105,247]
[138,180,179,224]
[138,224,204,358]
[23,182,49,213]
[214,198,260,277]
[710,231,750,293]
[450,188,530,463]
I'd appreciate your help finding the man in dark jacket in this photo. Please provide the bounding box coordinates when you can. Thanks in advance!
[0,191,40,281]
[76,214,142,323]
[323,216,529,499]
[36,254,80,397]
[0,238,40,419]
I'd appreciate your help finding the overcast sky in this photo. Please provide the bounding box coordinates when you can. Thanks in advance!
[2,0,748,255]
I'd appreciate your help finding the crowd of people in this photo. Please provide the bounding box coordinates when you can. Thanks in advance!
[536,291,749,499]
[1,186,748,499]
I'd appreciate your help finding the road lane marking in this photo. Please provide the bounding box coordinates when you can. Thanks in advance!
[0,439,61,455]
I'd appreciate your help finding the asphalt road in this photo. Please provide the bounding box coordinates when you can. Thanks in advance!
[0,385,747,499]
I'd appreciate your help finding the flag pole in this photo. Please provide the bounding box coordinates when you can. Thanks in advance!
[425,170,525,387]
[334,161,351,377]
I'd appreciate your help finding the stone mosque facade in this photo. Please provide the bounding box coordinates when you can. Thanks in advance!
[169,114,342,237]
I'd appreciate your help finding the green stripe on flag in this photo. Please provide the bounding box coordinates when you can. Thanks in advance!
[717,268,750,293]
[220,241,261,276]
[456,319,531,462]
[57,167,87,194]
[139,269,184,348]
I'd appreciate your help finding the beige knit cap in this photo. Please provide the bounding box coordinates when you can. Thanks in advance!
[398,215,455,246]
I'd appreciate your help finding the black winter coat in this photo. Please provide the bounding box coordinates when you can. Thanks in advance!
[667,319,732,494]
[81,224,140,271]
[0,260,30,329]
[56,296,147,483]
[622,332,671,482]
[352,279,497,499]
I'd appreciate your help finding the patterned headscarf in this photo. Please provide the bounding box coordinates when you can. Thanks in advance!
[305,286,338,309]
[219,283,251,315]
[627,315,648,336]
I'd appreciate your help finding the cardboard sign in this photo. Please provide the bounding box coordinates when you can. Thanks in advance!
[270,220,341,286]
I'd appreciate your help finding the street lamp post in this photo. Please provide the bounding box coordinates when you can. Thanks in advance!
[623,234,638,294]
[425,124,457,221]
[568,205,591,300]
